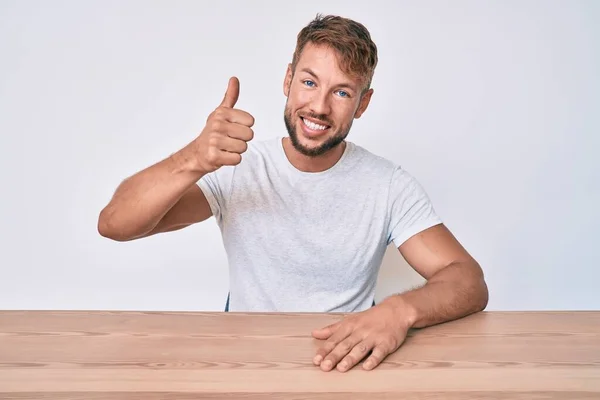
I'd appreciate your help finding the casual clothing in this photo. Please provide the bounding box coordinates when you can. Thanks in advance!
[197,137,442,312]
[223,292,375,312]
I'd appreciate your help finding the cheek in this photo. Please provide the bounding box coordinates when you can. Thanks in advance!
[330,103,355,123]
[289,85,312,106]
[340,101,361,120]
[295,91,313,108]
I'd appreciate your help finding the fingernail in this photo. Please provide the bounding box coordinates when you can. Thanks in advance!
[323,360,332,370]
[313,355,322,365]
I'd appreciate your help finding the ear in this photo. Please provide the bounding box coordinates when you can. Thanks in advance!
[354,88,373,119]
[283,63,293,97]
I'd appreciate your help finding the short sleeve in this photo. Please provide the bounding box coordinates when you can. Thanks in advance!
[387,167,443,247]
[196,165,236,223]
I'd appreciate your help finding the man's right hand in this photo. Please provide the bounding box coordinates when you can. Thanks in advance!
[193,76,255,174]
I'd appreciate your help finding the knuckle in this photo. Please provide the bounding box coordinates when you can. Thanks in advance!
[357,342,368,353]
[379,341,392,352]
[206,151,217,165]
[213,107,225,119]
[207,134,220,149]
[386,337,399,350]
[340,341,353,352]
[207,110,217,122]
[211,120,222,132]
[373,344,393,359]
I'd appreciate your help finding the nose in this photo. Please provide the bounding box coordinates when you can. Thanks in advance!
[309,90,331,118]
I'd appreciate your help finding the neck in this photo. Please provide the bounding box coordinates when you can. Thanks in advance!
[282,137,346,173]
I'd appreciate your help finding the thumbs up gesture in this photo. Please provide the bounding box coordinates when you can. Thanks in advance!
[194,77,255,174]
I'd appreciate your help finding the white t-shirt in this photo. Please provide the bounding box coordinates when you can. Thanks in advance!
[197,137,442,312]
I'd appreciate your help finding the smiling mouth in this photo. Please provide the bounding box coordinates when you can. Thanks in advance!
[301,117,331,131]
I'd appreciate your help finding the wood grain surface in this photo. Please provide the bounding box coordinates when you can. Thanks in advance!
[0,310,599,399]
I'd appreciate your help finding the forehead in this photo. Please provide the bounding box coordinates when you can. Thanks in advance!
[295,42,361,87]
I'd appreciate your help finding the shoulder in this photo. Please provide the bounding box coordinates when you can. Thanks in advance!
[348,142,430,194]
[347,141,403,179]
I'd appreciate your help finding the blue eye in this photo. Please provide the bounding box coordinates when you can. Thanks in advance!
[303,80,315,87]
[337,90,349,98]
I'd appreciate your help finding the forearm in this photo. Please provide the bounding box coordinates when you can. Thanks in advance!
[98,142,205,240]
[382,260,489,329]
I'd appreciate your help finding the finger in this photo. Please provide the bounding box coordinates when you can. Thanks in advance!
[313,324,348,366]
[362,344,391,371]
[213,107,254,127]
[320,335,362,372]
[313,323,354,366]
[219,136,248,154]
[217,150,242,166]
[219,76,239,108]
[312,320,341,340]
[224,122,254,141]
[225,108,255,127]
[337,340,373,372]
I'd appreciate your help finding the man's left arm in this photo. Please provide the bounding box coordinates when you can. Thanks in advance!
[386,222,489,328]
[312,223,489,372]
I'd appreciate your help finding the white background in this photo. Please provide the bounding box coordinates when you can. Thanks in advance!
[1,0,598,311]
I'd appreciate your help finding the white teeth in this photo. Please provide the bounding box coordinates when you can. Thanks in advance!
[302,118,328,131]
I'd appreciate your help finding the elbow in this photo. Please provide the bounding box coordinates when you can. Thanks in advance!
[453,258,489,314]
[97,207,128,241]
[476,277,489,312]
[97,206,151,242]
[472,262,489,312]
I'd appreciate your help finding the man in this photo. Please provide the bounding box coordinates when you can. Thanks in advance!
[98,14,488,373]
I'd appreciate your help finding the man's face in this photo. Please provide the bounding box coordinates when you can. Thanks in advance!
[283,42,373,157]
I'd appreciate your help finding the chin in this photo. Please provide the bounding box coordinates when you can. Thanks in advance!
[283,107,348,157]
[290,121,347,157]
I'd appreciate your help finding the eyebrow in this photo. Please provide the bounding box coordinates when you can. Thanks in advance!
[300,67,358,92]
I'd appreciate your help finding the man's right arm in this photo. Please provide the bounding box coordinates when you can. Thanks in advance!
[97,146,212,241]
[97,76,254,242]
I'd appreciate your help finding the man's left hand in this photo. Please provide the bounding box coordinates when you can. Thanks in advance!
[311,300,412,372]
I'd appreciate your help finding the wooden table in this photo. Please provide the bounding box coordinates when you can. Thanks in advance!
[0,310,599,399]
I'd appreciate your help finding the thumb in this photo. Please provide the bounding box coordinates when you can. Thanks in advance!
[311,321,341,339]
[219,76,239,108]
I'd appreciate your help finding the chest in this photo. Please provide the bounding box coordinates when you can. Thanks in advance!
[223,173,390,274]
